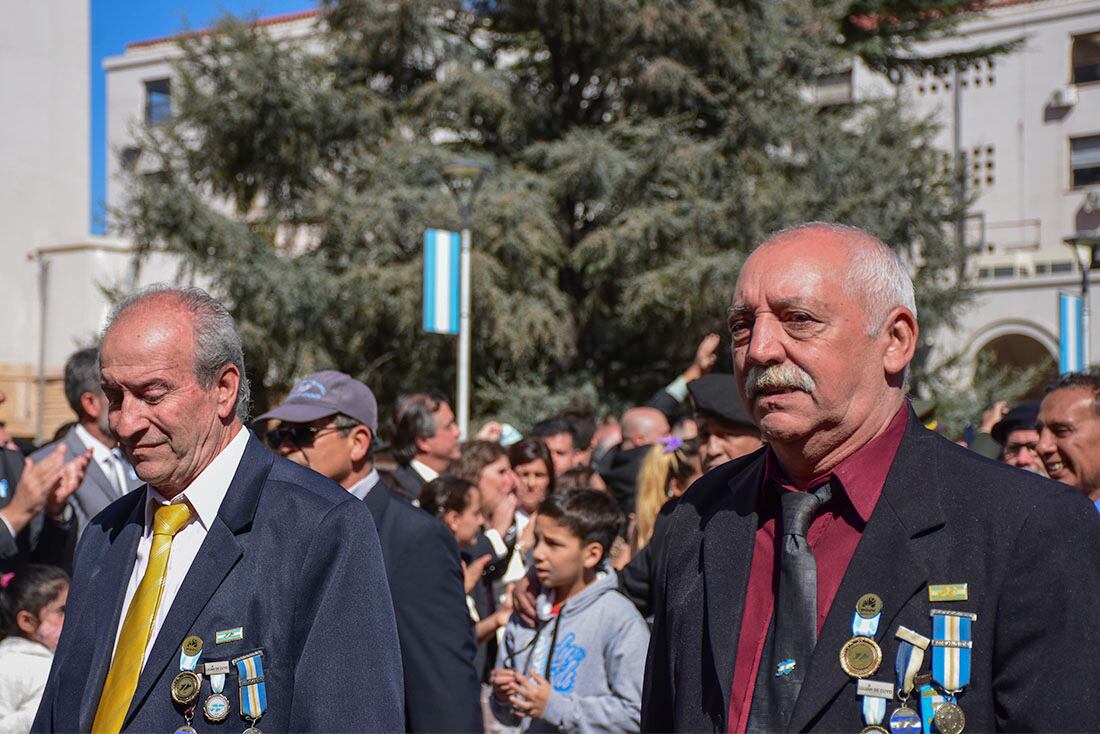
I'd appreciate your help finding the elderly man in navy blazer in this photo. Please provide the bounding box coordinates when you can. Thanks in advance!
[33,286,403,733]
[259,370,482,733]
[642,223,1100,733]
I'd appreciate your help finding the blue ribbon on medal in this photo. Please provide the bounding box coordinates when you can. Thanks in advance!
[233,650,268,724]
[930,610,974,693]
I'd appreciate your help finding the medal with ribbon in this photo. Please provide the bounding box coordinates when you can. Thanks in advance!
[918,684,946,734]
[204,660,232,722]
[857,679,893,733]
[929,610,975,734]
[172,636,204,733]
[841,594,884,679]
[889,626,929,733]
[234,650,268,734]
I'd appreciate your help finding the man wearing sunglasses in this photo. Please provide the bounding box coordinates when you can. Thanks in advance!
[258,371,482,733]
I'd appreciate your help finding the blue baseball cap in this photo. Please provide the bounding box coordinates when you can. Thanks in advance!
[256,371,378,432]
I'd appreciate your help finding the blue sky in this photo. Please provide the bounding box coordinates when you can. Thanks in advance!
[91,0,315,234]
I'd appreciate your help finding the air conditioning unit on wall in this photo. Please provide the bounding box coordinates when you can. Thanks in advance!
[1050,85,1079,108]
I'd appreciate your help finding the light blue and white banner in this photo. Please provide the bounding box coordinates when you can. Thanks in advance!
[424,228,460,335]
[1059,292,1083,373]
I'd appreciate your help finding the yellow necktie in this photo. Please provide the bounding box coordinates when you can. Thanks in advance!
[93,502,193,733]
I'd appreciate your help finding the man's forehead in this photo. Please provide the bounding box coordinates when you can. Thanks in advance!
[1042,388,1100,418]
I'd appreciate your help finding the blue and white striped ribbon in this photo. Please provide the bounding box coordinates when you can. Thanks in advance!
[852,612,881,637]
[179,646,202,672]
[863,695,887,726]
[931,611,973,692]
[234,651,268,720]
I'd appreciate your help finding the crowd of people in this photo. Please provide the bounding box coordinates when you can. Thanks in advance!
[0,221,1098,733]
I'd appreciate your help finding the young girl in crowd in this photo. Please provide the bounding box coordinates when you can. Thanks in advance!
[0,565,70,733]
[630,436,701,556]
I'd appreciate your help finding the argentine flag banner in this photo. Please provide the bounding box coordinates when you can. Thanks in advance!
[424,228,461,335]
[1059,292,1084,373]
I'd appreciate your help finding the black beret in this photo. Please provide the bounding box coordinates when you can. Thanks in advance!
[688,374,755,428]
[991,400,1040,445]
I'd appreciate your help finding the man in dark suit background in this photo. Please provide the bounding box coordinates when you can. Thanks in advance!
[643,223,1100,732]
[34,285,403,733]
[388,391,463,503]
[260,370,482,733]
[32,347,142,534]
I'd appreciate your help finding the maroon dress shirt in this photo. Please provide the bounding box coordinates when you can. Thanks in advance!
[727,404,909,733]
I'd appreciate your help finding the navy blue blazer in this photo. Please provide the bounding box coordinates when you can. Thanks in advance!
[33,435,405,733]
[0,447,76,574]
[643,409,1100,732]
[362,478,483,733]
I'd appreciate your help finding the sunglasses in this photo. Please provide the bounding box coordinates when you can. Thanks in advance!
[265,424,344,449]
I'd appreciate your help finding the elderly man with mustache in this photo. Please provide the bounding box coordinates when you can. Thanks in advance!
[642,223,1100,733]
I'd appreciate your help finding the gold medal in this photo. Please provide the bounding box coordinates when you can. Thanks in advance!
[182,635,204,657]
[933,701,966,734]
[840,636,882,678]
[856,593,883,619]
[171,670,201,705]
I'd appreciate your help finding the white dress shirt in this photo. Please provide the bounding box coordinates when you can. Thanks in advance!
[409,459,439,483]
[346,469,380,501]
[74,424,129,497]
[111,427,250,669]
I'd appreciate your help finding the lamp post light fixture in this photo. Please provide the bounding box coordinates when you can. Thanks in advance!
[440,159,491,440]
[1063,231,1100,369]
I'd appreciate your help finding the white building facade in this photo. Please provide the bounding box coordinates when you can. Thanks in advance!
[101,2,1100,406]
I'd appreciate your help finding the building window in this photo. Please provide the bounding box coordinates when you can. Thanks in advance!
[1071,135,1100,188]
[1072,32,1100,85]
[145,78,172,126]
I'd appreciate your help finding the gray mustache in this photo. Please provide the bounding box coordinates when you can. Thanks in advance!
[745,364,816,399]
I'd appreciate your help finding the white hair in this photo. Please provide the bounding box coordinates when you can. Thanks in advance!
[762,222,917,334]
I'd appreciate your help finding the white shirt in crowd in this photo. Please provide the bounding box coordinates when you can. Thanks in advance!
[409,459,439,483]
[346,469,381,501]
[0,636,54,734]
[74,424,130,497]
[110,426,250,670]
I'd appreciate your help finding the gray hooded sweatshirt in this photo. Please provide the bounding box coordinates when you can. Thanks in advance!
[490,569,649,733]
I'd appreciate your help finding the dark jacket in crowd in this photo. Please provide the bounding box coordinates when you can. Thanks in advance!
[597,444,652,514]
[0,448,76,575]
[362,476,483,733]
[386,464,426,504]
[617,499,677,619]
[643,410,1100,733]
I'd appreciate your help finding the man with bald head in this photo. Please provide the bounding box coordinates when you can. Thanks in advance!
[643,223,1100,733]
[598,407,670,513]
[34,285,403,733]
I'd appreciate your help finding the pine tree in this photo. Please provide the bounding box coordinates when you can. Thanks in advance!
[116,0,1009,424]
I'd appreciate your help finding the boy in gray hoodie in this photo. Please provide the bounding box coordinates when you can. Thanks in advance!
[490,488,649,733]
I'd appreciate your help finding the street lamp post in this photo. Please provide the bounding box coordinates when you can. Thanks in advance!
[1063,232,1100,369]
[440,159,491,439]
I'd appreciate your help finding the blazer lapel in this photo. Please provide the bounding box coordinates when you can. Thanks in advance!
[77,494,147,732]
[703,454,765,716]
[123,435,272,727]
[788,413,947,733]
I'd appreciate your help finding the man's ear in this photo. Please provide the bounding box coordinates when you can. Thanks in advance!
[215,364,242,421]
[881,307,919,381]
[80,391,102,421]
[582,541,604,570]
[349,426,373,463]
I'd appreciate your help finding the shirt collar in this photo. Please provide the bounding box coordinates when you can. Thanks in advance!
[410,459,439,482]
[347,469,381,501]
[145,427,251,532]
[763,402,909,523]
[74,423,114,464]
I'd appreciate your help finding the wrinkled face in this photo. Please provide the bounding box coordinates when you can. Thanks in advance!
[1001,428,1044,474]
[1037,388,1100,495]
[477,455,514,515]
[274,418,354,485]
[542,432,578,476]
[446,488,483,547]
[697,415,763,471]
[531,514,600,590]
[424,402,462,462]
[515,459,552,515]
[101,305,236,494]
[729,236,891,450]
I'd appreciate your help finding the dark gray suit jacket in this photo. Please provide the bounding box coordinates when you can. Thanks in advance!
[33,435,405,732]
[0,448,76,574]
[643,410,1100,732]
[32,428,142,534]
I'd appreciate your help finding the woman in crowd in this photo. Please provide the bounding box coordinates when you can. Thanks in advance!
[0,565,69,734]
[630,435,701,556]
